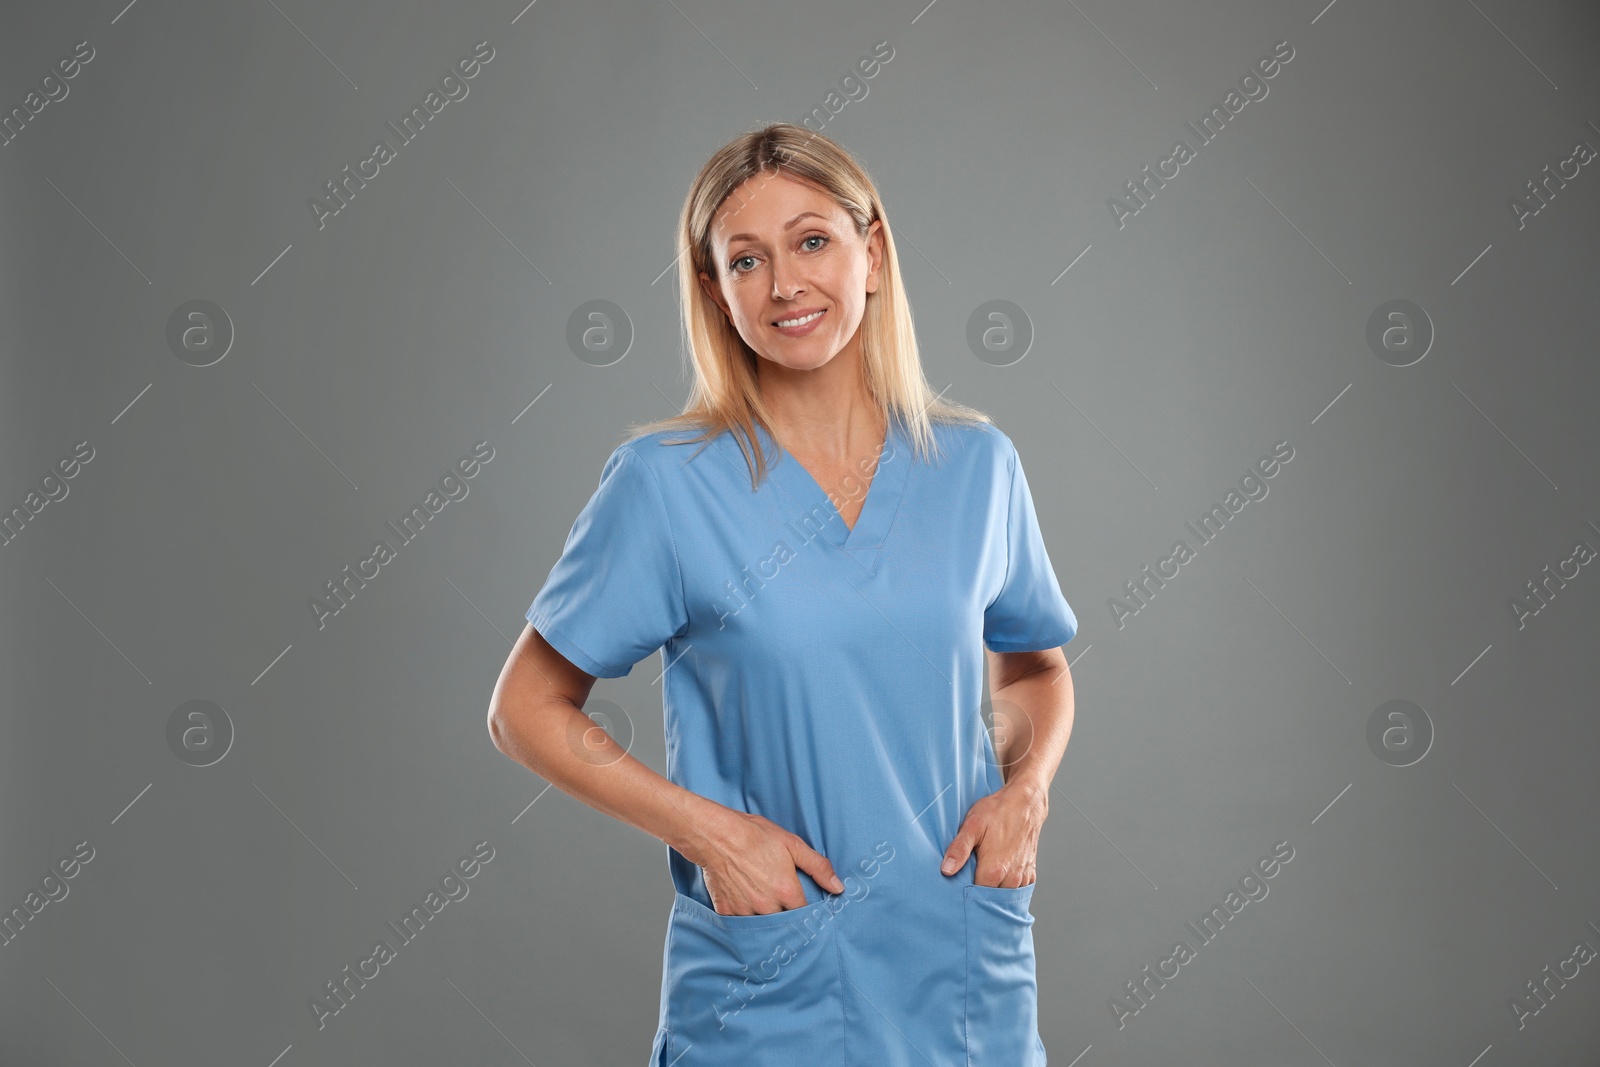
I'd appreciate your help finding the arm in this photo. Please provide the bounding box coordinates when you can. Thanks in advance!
[486,623,844,912]
[985,645,1075,803]
[939,645,1075,886]
[487,623,733,869]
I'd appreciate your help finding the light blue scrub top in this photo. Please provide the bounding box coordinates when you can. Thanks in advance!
[527,415,1077,1066]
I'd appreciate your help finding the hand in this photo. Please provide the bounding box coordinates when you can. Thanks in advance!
[939,780,1048,887]
[698,808,846,916]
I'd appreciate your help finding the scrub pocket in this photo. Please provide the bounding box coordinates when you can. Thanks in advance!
[963,882,1045,1066]
[663,891,846,1065]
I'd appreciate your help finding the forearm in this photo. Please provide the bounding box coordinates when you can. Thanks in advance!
[992,660,1075,800]
[490,697,736,868]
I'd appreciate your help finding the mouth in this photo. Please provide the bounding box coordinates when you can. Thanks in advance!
[771,308,827,335]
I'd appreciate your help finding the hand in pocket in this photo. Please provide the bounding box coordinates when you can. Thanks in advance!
[699,808,846,915]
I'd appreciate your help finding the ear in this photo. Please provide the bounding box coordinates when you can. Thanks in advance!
[698,269,731,321]
[864,219,885,295]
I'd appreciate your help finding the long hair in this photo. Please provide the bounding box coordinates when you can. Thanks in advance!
[626,121,992,487]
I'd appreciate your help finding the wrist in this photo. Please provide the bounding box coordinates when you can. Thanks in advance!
[1000,772,1050,812]
[670,792,741,869]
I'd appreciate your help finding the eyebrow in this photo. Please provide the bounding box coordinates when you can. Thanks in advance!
[723,211,829,245]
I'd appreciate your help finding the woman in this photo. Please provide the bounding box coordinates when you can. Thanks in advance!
[488,122,1077,1066]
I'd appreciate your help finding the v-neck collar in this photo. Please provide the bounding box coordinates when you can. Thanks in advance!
[720,415,912,570]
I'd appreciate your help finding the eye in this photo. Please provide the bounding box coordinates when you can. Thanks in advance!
[729,254,757,273]
[801,234,827,251]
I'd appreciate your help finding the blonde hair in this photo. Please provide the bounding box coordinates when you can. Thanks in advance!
[627,121,992,487]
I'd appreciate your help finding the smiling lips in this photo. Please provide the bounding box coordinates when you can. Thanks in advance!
[772,307,827,335]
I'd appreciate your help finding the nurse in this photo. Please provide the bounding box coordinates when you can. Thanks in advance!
[488,122,1078,1066]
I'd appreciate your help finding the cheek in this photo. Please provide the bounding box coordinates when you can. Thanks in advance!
[833,279,866,321]
[723,296,774,347]
[838,261,871,302]
[731,293,766,331]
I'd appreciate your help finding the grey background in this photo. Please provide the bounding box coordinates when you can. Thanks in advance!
[3,0,1598,1064]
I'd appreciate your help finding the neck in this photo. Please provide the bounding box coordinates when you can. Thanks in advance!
[757,342,885,463]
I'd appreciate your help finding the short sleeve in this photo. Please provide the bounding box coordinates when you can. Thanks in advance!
[526,445,688,678]
[983,443,1078,653]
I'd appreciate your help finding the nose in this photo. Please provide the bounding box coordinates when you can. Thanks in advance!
[770,254,804,301]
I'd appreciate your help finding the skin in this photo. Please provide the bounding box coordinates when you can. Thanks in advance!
[487,169,1076,914]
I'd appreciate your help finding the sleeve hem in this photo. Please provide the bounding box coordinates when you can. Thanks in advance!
[983,624,1077,654]
[526,607,632,679]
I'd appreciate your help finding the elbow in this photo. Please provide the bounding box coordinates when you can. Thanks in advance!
[486,703,513,756]
[486,698,553,772]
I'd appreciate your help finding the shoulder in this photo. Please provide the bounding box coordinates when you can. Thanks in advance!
[604,427,726,488]
[618,427,704,453]
[929,419,1018,472]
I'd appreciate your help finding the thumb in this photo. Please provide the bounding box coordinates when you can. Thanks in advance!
[941,823,976,876]
[792,842,846,894]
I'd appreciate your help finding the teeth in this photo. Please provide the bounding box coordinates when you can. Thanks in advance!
[775,310,823,328]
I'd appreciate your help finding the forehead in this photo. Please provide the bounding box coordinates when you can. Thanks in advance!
[708,172,844,245]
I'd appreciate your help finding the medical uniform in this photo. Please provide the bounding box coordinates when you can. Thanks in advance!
[527,415,1077,1066]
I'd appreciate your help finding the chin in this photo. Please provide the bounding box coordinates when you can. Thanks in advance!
[756,347,837,372]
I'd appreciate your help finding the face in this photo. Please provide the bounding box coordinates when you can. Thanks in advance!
[698,170,883,373]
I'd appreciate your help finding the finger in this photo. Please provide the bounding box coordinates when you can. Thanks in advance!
[940,824,976,875]
[972,844,1027,887]
[791,841,846,894]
